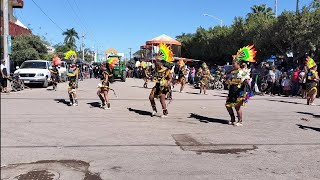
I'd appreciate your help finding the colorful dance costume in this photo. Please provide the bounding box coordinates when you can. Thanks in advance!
[67,65,79,106]
[306,57,319,95]
[226,45,256,108]
[200,63,211,89]
[141,62,149,88]
[50,66,60,91]
[64,50,79,106]
[149,43,174,117]
[177,59,187,84]
[97,58,118,109]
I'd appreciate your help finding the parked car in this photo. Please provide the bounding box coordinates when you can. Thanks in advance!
[58,61,68,82]
[14,60,52,88]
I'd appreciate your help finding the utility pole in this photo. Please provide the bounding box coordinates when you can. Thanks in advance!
[3,0,10,74]
[296,0,300,14]
[129,48,132,61]
[275,0,278,17]
[81,32,85,60]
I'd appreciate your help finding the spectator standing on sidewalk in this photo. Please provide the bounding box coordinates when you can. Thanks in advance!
[0,59,9,93]
[190,67,196,84]
[281,72,291,96]
[299,66,308,98]
[291,67,300,96]
[266,67,276,96]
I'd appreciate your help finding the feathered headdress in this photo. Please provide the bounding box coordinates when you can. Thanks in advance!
[140,61,147,68]
[158,43,174,63]
[107,57,119,69]
[178,58,185,67]
[306,56,316,69]
[64,50,77,60]
[232,45,257,63]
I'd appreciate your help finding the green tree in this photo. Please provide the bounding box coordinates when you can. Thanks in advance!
[248,4,275,19]
[54,43,69,54]
[78,48,94,62]
[311,0,320,9]
[11,35,48,64]
[62,28,79,49]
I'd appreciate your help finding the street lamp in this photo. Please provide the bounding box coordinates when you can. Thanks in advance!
[203,13,223,27]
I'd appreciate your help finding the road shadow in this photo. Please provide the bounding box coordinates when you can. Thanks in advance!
[131,86,152,89]
[46,89,55,91]
[268,99,318,106]
[54,99,70,106]
[87,102,101,108]
[188,113,229,124]
[296,112,320,118]
[127,108,152,116]
[297,124,320,132]
[185,92,200,95]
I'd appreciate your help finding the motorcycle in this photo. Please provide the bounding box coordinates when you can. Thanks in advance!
[9,74,25,92]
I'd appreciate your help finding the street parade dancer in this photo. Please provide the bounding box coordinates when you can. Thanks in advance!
[225,45,256,126]
[50,66,60,91]
[199,62,211,95]
[177,58,187,93]
[97,58,118,109]
[65,50,79,106]
[50,54,61,91]
[149,43,174,118]
[305,56,319,105]
[141,62,150,88]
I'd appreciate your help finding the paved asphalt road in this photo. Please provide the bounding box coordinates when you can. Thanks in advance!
[1,78,320,180]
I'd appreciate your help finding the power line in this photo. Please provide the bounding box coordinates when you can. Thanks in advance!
[65,0,87,32]
[30,0,64,32]
[71,0,100,45]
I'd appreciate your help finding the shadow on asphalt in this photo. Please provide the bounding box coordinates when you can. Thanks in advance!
[296,111,320,118]
[127,108,152,116]
[297,124,320,132]
[87,102,101,108]
[268,99,320,106]
[131,86,152,89]
[188,113,229,124]
[54,99,70,106]
[185,92,200,95]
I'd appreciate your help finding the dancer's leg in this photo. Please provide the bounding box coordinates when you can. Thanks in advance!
[226,107,235,125]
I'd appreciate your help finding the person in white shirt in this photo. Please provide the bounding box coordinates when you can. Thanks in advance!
[299,66,308,98]
[0,59,8,93]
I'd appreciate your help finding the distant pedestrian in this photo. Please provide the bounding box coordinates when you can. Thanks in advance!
[266,67,276,96]
[191,67,196,84]
[281,72,291,96]
[0,59,8,93]
[291,67,300,96]
[298,66,307,98]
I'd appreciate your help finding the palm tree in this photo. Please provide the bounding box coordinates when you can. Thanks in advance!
[248,4,275,19]
[311,0,320,9]
[62,28,79,49]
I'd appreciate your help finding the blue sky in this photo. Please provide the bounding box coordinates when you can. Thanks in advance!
[16,0,311,56]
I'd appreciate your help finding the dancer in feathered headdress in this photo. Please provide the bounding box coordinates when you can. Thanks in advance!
[64,50,77,61]
[149,43,174,118]
[199,62,212,95]
[97,57,119,109]
[65,50,79,106]
[176,58,188,93]
[225,45,257,126]
[305,56,319,105]
[158,43,174,63]
[140,61,150,88]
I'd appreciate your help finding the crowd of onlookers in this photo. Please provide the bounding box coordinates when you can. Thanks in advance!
[2,58,318,99]
[123,60,318,99]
